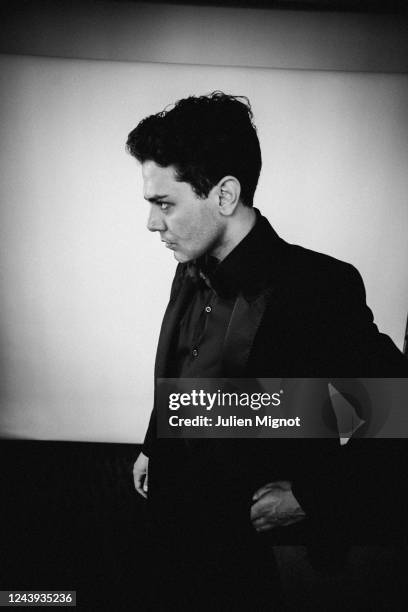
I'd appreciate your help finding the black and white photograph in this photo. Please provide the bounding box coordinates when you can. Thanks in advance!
[1,1,408,610]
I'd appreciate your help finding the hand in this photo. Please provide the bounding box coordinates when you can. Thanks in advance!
[251,480,306,532]
[133,452,149,499]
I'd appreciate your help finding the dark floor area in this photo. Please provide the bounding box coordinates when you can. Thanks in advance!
[1,440,406,610]
[1,440,150,610]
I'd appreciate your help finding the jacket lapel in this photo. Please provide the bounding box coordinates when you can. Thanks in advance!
[154,274,196,378]
[222,286,276,377]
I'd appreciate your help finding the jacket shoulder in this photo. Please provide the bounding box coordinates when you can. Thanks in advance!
[280,242,363,293]
[286,242,355,273]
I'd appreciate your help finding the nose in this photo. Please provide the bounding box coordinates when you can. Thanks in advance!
[147,205,166,232]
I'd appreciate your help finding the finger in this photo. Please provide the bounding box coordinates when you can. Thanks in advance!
[255,517,290,531]
[133,474,142,493]
[252,517,268,529]
[136,481,147,499]
[143,471,149,493]
[279,519,299,527]
[255,523,276,533]
[271,480,292,491]
[253,518,280,532]
[281,515,305,526]
[133,472,148,499]
[252,482,291,502]
[253,508,306,531]
[251,495,280,517]
[251,504,276,521]
[252,483,276,501]
[252,514,281,529]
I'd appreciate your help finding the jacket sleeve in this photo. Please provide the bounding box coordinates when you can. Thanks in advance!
[292,263,408,542]
[141,404,156,457]
[141,264,185,457]
[335,264,408,376]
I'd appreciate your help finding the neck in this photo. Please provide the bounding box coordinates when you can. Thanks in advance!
[210,206,257,262]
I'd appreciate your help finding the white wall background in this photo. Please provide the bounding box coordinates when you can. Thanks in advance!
[0,16,407,443]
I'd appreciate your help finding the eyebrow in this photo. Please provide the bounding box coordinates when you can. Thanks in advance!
[144,194,169,203]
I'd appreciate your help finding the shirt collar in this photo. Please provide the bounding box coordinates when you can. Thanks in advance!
[188,208,285,299]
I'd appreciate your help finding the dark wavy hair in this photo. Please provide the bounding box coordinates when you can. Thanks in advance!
[126,91,262,207]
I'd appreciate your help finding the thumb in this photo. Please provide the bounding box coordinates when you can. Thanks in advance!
[143,470,149,493]
[252,482,275,501]
[270,480,292,491]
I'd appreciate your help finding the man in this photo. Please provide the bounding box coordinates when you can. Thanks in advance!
[127,92,407,609]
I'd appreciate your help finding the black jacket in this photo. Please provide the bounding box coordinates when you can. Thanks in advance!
[143,211,408,546]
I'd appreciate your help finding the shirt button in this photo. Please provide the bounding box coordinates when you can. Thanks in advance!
[192,349,198,358]
[205,305,212,313]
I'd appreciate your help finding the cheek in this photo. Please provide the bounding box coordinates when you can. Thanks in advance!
[174,222,195,243]
[172,204,217,248]
[176,216,205,242]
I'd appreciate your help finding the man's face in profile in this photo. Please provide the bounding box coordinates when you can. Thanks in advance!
[142,160,225,263]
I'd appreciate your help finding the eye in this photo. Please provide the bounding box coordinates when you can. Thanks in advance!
[158,201,170,211]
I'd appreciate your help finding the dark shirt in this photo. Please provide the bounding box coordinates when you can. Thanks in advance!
[142,211,264,456]
[175,256,236,378]
[174,211,260,378]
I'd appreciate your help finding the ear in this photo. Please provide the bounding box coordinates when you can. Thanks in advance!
[216,176,241,216]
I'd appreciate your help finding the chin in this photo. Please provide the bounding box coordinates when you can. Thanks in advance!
[173,251,193,263]
[173,245,210,263]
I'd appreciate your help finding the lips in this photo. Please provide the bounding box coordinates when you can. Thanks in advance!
[162,240,176,249]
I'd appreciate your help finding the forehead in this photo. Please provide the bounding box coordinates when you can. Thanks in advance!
[142,161,180,199]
